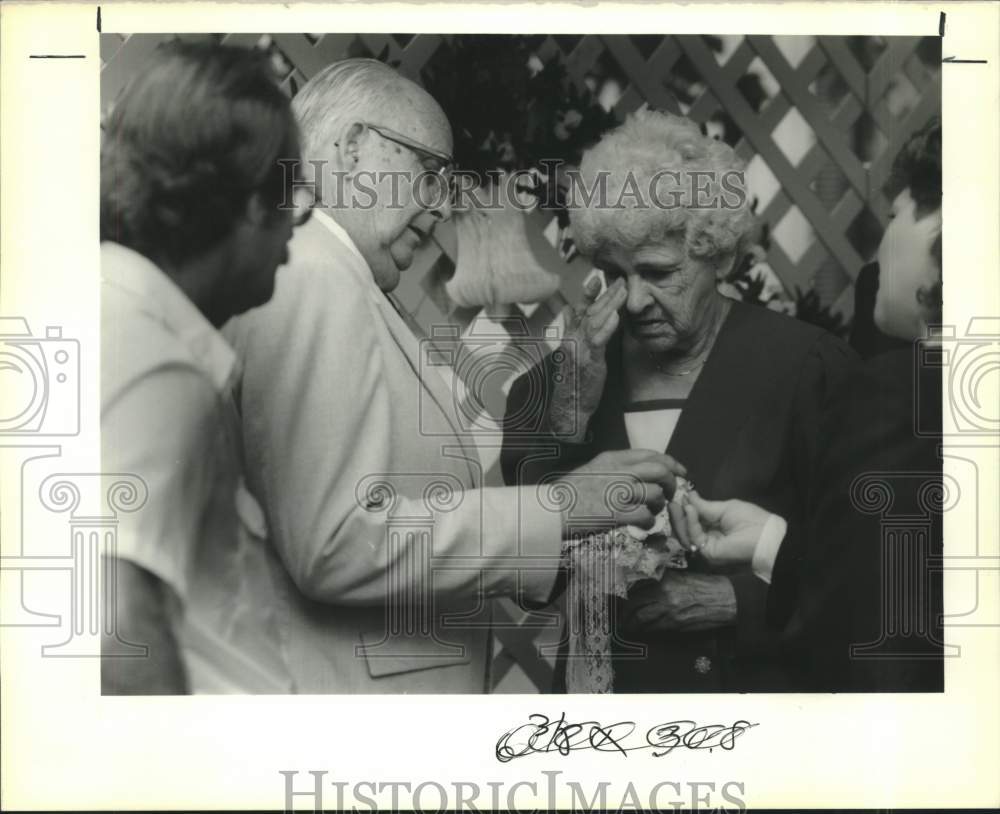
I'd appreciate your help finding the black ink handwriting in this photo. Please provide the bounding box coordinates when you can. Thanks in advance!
[495,713,757,762]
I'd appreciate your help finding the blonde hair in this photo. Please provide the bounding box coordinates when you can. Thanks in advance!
[570,109,753,264]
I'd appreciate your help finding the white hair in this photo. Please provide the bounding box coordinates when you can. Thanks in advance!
[571,108,753,262]
[292,58,446,159]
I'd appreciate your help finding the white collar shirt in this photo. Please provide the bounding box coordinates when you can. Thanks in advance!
[101,241,292,693]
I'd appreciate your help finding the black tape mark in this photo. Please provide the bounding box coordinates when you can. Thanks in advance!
[97,6,102,33]
[939,11,945,37]
[942,55,988,64]
[30,55,86,59]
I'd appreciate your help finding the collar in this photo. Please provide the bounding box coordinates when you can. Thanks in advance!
[101,241,237,392]
[311,208,367,267]
[309,208,395,308]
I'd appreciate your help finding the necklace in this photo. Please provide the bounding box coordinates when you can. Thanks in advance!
[648,336,714,377]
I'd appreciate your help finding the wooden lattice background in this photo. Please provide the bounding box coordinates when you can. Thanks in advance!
[100,32,942,693]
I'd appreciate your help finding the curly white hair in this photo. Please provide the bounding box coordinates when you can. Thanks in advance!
[569,109,754,265]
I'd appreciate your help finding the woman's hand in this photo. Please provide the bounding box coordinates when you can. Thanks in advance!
[548,276,627,442]
[676,492,772,568]
[625,571,737,632]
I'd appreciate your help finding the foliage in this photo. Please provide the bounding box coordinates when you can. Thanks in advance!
[414,34,852,338]
[793,287,849,338]
[419,35,617,176]
[729,260,774,308]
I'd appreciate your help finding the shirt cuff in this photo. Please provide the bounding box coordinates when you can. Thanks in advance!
[751,513,787,585]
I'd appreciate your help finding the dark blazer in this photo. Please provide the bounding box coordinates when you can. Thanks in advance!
[502,301,858,692]
[770,346,944,691]
[849,262,909,360]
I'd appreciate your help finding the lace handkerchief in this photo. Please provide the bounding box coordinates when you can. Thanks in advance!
[562,478,693,693]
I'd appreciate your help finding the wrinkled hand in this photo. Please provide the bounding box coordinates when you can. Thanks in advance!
[625,570,737,633]
[675,493,772,568]
[549,276,627,441]
[553,449,686,534]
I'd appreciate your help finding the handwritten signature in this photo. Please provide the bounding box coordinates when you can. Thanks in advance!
[495,713,757,762]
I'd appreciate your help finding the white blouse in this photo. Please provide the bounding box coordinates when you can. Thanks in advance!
[623,399,686,452]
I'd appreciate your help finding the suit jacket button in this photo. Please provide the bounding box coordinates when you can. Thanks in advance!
[694,656,712,674]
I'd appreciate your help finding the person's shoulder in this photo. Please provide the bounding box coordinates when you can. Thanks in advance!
[226,218,374,335]
[727,300,854,365]
[288,214,365,275]
[222,219,384,372]
[723,303,859,408]
[730,300,825,341]
[102,360,220,456]
[279,217,374,305]
[102,290,210,401]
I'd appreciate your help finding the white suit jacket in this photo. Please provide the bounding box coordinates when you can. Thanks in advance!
[223,212,562,693]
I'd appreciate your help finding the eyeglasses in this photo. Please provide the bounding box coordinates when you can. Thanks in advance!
[362,122,455,200]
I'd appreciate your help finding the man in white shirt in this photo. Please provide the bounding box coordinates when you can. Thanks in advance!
[100,41,308,693]
[223,58,682,692]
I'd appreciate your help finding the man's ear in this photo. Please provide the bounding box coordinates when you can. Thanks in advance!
[336,122,367,172]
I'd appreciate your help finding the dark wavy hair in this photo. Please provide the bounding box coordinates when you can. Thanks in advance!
[891,117,942,265]
[101,40,300,266]
[890,117,942,318]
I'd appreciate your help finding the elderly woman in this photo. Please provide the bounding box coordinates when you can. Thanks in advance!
[501,109,857,692]
[676,120,944,691]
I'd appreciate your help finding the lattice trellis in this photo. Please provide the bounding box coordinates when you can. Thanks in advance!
[101,31,941,321]
[100,32,941,694]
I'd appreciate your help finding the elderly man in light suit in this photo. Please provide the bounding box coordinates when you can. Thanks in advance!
[223,58,681,693]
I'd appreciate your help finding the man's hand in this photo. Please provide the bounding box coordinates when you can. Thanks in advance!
[676,493,772,568]
[625,571,737,633]
[548,276,627,441]
[552,449,686,534]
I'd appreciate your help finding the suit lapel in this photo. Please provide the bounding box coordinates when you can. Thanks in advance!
[306,214,483,487]
[375,289,451,412]
[373,281,484,488]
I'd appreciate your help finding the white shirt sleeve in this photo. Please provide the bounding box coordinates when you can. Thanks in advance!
[751,513,788,585]
[102,365,226,603]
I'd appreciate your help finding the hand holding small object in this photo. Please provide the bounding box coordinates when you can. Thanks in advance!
[680,492,771,568]
[554,449,687,534]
